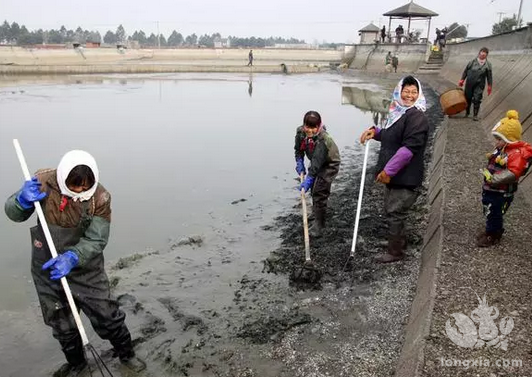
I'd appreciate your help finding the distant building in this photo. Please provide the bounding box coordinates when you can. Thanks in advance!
[358,23,380,44]
[214,37,231,48]
[127,40,140,49]
[272,43,313,49]
[86,41,101,48]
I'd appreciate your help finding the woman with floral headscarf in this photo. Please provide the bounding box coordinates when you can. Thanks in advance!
[359,75,429,263]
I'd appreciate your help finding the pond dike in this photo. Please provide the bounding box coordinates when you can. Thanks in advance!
[0,46,340,75]
[397,25,532,377]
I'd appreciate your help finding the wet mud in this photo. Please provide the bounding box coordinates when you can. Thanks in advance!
[78,85,444,377]
[0,77,443,377]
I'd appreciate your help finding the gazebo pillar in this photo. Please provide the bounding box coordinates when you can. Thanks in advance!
[388,17,392,43]
[427,17,432,43]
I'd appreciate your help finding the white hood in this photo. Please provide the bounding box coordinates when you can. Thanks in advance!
[56,150,99,202]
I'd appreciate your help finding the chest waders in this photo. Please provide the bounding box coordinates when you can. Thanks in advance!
[15,139,125,376]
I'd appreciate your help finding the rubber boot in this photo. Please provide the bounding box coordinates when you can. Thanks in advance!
[465,103,471,118]
[120,351,147,373]
[52,362,88,377]
[309,208,325,239]
[473,104,480,121]
[54,341,87,377]
[54,336,87,377]
[376,235,404,263]
[114,336,147,373]
[401,234,407,250]
[476,230,504,247]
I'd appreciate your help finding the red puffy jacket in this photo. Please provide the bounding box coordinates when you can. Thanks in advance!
[506,141,532,178]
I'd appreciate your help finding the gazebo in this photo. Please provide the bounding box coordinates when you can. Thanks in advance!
[358,23,381,44]
[383,0,438,43]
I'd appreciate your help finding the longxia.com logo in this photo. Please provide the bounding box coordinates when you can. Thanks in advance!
[440,358,523,369]
[445,290,514,350]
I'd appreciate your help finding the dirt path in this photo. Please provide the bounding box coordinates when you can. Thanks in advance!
[422,113,532,377]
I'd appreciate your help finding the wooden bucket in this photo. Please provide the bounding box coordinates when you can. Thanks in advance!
[439,88,467,116]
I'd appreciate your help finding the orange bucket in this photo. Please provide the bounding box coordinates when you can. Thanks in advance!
[439,88,467,116]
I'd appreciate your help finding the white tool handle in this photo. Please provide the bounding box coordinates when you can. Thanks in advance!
[300,174,311,262]
[350,140,370,256]
[13,139,90,346]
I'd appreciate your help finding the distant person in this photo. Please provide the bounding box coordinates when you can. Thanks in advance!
[4,150,146,376]
[247,49,254,66]
[458,47,493,120]
[477,110,532,247]
[295,111,341,238]
[440,27,448,48]
[434,28,441,46]
[359,76,429,263]
[385,51,392,65]
[395,25,404,43]
[392,54,399,73]
[384,51,393,72]
[381,25,386,43]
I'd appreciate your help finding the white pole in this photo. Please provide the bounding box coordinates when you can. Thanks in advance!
[13,139,90,346]
[517,0,524,27]
[157,21,161,49]
[350,141,370,256]
[300,174,310,262]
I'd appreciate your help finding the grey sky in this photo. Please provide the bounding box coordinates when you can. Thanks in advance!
[2,0,529,43]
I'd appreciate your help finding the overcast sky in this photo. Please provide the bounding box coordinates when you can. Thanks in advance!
[2,0,530,43]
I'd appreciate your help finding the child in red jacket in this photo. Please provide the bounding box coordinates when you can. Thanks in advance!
[478,110,532,247]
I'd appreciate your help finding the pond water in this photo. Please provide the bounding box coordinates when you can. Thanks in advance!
[0,72,389,312]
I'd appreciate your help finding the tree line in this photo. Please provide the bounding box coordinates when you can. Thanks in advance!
[0,21,306,47]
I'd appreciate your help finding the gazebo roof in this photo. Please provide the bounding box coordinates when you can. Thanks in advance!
[383,1,438,17]
[359,23,381,32]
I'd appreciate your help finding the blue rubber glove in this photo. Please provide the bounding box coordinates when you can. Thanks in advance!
[16,177,47,210]
[295,157,306,176]
[299,175,315,192]
[42,251,79,280]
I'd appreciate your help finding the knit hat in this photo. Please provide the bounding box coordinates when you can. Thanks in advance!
[492,110,522,144]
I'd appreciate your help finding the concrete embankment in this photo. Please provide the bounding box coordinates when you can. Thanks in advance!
[438,26,532,198]
[346,43,430,73]
[397,24,532,377]
[0,46,342,75]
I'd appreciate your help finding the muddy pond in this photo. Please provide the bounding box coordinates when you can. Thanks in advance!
[0,72,410,377]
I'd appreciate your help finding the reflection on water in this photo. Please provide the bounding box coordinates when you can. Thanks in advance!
[342,86,391,126]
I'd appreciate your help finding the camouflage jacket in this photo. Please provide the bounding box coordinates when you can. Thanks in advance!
[4,169,112,266]
[294,126,341,182]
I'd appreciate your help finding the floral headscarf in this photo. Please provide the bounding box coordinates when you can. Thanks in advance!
[384,77,426,129]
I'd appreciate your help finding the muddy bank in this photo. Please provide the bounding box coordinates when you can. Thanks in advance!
[76,84,443,377]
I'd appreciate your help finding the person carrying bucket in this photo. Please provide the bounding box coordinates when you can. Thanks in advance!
[458,47,493,121]
[359,76,429,263]
[4,150,146,376]
[295,111,341,238]
[477,110,532,247]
